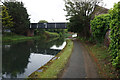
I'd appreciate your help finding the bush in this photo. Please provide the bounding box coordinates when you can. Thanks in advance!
[90,14,111,43]
[34,29,45,36]
[109,2,120,69]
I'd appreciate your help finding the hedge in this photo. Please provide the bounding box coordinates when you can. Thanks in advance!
[109,2,120,69]
[90,14,111,43]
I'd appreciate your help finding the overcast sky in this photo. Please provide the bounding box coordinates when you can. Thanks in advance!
[2,0,120,23]
[19,0,67,23]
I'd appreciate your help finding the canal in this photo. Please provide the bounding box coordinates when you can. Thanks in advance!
[2,37,66,78]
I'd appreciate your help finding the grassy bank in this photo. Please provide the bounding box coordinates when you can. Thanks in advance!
[79,38,119,78]
[3,35,39,42]
[45,31,59,38]
[64,32,74,38]
[3,31,60,43]
[29,39,73,78]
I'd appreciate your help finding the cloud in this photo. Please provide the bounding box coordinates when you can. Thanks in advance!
[18,0,67,23]
[103,0,120,9]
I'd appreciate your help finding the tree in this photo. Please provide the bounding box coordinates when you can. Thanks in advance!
[34,20,48,36]
[0,6,13,33]
[38,20,48,23]
[4,1,30,35]
[64,0,102,38]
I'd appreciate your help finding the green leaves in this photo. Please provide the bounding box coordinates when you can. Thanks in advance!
[90,14,111,43]
[38,20,48,23]
[64,0,102,38]
[109,1,120,69]
[2,6,13,31]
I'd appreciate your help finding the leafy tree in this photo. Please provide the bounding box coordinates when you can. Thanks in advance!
[64,0,102,38]
[38,20,48,23]
[34,20,48,36]
[0,6,13,33]
[3,1,30,35]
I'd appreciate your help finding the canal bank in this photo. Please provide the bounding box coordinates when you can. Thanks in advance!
[2,32,75,79]
[2,35,66,78]
[28,39,73,78]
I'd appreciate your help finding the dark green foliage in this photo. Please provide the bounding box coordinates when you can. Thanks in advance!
[46,29,65,36]
[34,29,45,36]
[67,15,82,33]
[38,20,48,23]
[90,14,111,43]
[34,20,48,36]
[4,1,30,35]
[46,29,65,34]
[108,2,120,69]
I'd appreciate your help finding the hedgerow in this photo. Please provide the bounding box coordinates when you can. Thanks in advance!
[109,2,120,69]
[90,14,111,43]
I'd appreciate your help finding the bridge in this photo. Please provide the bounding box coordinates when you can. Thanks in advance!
[27,22,67,36]
[30,22,67,29]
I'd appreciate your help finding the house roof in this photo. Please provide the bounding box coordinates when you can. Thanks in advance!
[91,5,109,19]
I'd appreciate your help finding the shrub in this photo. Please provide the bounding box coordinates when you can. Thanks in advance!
[109,2,120,69]
[90,14,111,43]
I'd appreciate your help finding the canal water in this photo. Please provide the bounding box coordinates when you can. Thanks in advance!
[2,37,66,78]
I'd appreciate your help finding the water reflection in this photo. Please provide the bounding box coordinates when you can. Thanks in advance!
[50,42,66,50]
[72,33,77,38]
[2,37,65,78]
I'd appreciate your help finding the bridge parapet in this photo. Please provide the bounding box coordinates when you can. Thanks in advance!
[30,23,67,29]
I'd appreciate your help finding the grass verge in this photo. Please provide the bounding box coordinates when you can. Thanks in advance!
[79,38,119,78]
[28,39,73,78]
[45,31,59,38]
[64,33,72,38]
[3,34,44,42]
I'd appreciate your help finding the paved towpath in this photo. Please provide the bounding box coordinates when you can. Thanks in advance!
[62,39,98,78]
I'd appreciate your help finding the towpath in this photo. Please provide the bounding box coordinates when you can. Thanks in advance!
[62,39,98,78]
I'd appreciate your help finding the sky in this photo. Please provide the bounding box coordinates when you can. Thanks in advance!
[18,0,67,23]
[1,0,120,23]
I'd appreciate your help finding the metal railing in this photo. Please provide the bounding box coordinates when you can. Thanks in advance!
[30,23,67,29]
